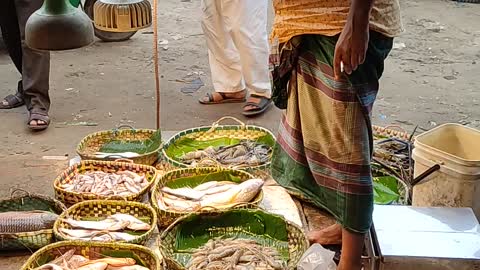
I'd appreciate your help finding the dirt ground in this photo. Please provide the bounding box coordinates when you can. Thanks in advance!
[0,0,479,267]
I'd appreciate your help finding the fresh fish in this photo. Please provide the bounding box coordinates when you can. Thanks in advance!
[107,266,150,270]
[62,218,129,231]
[60,228,137,242]
[81,258,136,267]
[200,179,263,208]
[180,141,271,167]
[193,181,219,191]
[161,186,205,201]
[77,262,109,270]
[159,179,263,212]
[109,214,151,231]
[0,210,58,233]
[33,264,64,270]
[162,196,200,211]
[65,255,90,269]
[60,171,148,197]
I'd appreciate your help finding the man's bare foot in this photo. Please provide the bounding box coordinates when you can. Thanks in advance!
[308,223,343,245]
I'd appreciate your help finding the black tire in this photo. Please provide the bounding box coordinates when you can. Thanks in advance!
[455,0,480,3]
[84,0,137,42]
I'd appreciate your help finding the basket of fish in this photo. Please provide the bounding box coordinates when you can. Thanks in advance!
[76,125,162,165]
[162,116,276,172]
[54,160,157,207]
[0,190,67,251]
[160,209,309,270]
[151,167,264,228]
[54,200,157,245]
[21,241,162,270]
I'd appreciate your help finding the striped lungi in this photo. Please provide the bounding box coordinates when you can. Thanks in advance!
[271,32,393,233]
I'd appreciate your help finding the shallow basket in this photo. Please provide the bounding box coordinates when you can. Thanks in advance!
[0,190,67,251]
[54,160,157,207]
[54,200,157,245]
[151,167,263,229]
[20,241,162,270]
[160,209,309,270]
[162,117,276,172]
[76,125,162,165]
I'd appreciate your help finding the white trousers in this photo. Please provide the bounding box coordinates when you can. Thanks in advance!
[201,0,271,97]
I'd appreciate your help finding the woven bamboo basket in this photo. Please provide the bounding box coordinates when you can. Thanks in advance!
[20,241,162,270]
[160,209,309,270]
[54,200,157,245]
[0,190,67,251]
[76,125,162,165]
[162,117,276,172]
[54,160,157,207]
[151,167,263,229]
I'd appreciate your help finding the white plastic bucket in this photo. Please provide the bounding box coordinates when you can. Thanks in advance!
[412,123,480,218]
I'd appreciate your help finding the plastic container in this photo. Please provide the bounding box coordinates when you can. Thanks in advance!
[412,123,480,218]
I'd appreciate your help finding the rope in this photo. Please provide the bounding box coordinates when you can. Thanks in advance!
[153,0,161,130]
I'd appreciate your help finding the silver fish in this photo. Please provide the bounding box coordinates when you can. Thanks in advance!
[62,218,129,231]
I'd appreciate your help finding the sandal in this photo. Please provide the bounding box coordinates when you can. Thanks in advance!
[242,94,272,117]
[0,94,25,109]
[27,111,50,131]
[199,90,247,105]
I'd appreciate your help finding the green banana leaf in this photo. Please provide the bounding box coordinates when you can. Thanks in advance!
[99,129,162,154]
[373,176,400,205]
[171,210,290,267]
[164,134,275,161]
[165,171,243,189]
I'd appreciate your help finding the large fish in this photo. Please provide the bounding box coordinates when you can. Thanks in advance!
[200,179,264,208]
[62,218,129,231]
[60,228,137,242]
[107,266,150,270]
[77,262,109,270]
[0,210,58,233]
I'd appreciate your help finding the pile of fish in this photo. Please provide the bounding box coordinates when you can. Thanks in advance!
[33,249,149,270]
[58,213,151,242]
[156,179,264,212]
[180,141,272,167]
[59,171,149,197]
[0,210,58,233]
[187,238,286,270]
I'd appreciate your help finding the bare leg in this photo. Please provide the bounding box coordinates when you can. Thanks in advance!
[338,229,364,270]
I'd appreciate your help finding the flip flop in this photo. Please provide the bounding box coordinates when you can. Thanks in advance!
[0,94,25,109]
[199,90,247,105]
[242,95,272,117]
[27,111,50,131]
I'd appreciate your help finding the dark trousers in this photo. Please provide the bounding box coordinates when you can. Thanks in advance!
[0,0,50,114]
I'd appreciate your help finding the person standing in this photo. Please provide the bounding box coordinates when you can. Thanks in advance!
[198,0,272,117]
[0,0,51,130]
[269,1,402,270]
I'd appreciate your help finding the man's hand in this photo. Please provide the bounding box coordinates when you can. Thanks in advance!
[333,2,373,80]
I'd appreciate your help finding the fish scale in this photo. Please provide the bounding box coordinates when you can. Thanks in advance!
[0,210,58,233]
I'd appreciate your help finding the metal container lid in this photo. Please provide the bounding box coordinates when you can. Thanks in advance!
[373,205,480,260]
